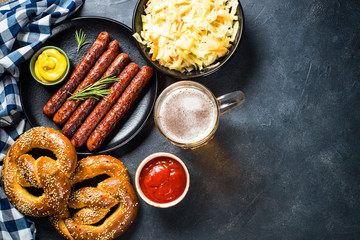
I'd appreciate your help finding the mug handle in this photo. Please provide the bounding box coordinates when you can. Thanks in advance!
[217,90,245,115]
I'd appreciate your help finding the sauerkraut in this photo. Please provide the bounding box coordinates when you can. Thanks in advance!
[133,0,240,72]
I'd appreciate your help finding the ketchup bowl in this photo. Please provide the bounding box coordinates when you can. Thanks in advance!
[135,152,190,208]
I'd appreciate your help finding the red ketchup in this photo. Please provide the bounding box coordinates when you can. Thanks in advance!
[139,156,187,204]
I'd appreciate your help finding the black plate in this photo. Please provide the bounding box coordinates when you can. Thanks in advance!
[20,17,158,155]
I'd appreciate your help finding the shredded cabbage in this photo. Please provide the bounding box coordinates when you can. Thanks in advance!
[133,0,240,72]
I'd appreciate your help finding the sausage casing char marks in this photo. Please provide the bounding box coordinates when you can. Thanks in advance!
[62,53,130,138]
[43,32,110,117]
[53,40,120,126]
[86,66,154,151]
[71,62,140,147]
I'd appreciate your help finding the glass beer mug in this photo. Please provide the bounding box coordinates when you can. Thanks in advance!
[154,81,245,149]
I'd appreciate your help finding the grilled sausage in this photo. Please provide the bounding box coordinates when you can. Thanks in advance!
[43,32,110,117]
[86,66,154,151]
[71,63,140,147]
[61,53,130,138]
[53,40,119,125]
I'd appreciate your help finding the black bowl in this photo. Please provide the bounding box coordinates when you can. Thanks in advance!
[132,0,244,80]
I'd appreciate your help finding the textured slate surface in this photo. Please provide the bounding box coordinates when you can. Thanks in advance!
[30,0,360,239]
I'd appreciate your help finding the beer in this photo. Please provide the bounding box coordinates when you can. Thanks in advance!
[154,81,245,149]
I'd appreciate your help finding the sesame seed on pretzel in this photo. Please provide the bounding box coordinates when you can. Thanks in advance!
[2,127,77,217]
[51,155,138,240]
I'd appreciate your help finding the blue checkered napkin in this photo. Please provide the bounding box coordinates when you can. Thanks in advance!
[0,170,36,240]
[0,0,84,239]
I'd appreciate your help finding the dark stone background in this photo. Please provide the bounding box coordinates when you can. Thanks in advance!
[31,0,360,239]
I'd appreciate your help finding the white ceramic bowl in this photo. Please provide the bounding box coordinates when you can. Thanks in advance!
[135,152,190,208]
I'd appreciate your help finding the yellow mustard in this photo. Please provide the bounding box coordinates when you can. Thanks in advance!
[34,48,67,83]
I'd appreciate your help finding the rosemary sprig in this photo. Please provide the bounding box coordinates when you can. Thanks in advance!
[75,29,90,53]
[68,76,119,101]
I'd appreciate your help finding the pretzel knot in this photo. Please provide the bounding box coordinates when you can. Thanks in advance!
[51,155,139,240]
[2,127,77,217]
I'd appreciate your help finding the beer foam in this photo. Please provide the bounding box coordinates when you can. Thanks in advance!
[157,87,218,144]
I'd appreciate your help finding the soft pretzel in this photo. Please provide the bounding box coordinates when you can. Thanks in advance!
[51,155,139,240]
[2,127,77,217]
